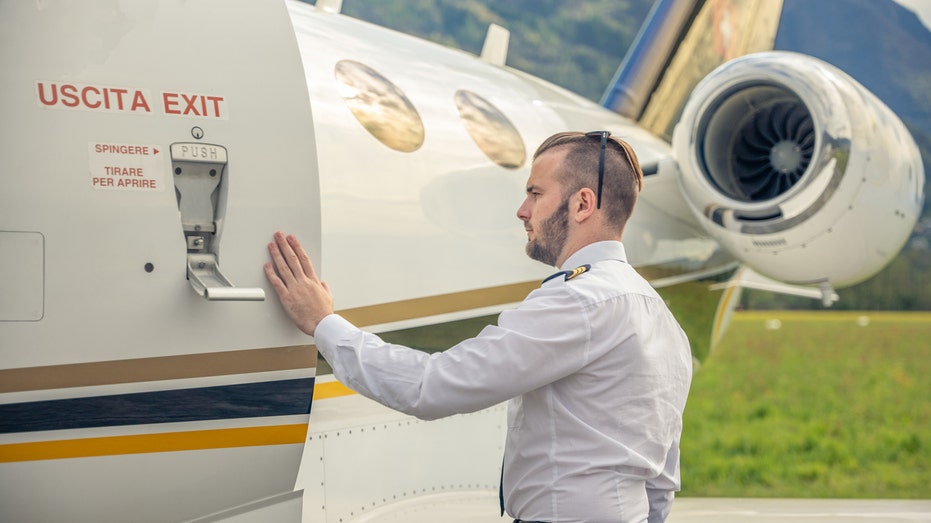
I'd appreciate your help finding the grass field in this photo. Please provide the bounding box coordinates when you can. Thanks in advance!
[680,310,931,498]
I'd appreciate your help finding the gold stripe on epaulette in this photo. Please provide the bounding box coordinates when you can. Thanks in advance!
[566,265,589,280]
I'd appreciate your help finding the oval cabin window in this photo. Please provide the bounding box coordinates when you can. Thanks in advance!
[334,60,425,152]
[454,90,525,169]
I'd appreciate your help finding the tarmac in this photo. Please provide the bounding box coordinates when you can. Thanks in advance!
[344,491,931,522]
[669,497,931,522]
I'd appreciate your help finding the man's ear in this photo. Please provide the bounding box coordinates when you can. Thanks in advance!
[574,187,597,223]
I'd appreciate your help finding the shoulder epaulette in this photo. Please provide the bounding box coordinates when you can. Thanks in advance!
[542,264,591,284]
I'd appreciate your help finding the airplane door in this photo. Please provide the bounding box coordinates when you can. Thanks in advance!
[0,1,321,521]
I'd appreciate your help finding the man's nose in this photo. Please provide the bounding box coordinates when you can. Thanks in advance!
[516,199,531,221]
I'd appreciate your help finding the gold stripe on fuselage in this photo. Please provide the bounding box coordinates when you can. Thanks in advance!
[0,345,317,393]
[338,280,540,326]
[0,424,308,463]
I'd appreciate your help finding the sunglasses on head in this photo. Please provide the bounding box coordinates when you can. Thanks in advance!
[585,130,610,209]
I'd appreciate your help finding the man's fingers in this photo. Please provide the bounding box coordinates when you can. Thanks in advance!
[287,234,319,282]
[268,239,296,286]
[268,232,321,286]
[274,231,321,283]
[264,262,293,304]
[274,231,304,277]
[263,262,283,289]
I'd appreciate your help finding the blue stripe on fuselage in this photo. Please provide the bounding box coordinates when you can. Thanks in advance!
[0,378,314,434]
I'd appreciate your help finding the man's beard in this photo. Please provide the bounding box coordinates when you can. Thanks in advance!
[525,198,569,266]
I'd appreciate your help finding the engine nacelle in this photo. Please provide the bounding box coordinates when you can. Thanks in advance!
[673,51,925,289]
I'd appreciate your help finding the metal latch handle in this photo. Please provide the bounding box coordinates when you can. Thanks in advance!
[187,254,265,301]
[172,142,265,302]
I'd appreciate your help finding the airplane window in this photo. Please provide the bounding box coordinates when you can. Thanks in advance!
[454,90,525,169]
[334,60,424,152]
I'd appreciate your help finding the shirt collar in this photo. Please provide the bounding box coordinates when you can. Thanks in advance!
[560,240,627,271]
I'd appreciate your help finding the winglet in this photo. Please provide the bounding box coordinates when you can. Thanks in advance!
[481,23,510,66]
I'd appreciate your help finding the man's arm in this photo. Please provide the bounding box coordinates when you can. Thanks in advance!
[645,439,682,522]
[646,488,674,523]
[263,232,593,420]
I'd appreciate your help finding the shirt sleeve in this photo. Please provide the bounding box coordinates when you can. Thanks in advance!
[646,488,674,523]
[645,434,681,522]
[312,284,591,420]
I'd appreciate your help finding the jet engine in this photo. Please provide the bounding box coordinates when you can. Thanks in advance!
[673,51,925,295]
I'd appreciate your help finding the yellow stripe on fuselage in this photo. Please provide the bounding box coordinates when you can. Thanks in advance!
[311,380,356,400]
[0,424,308,463]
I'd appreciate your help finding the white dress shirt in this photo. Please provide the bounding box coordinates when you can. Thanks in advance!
[313,241,692,522]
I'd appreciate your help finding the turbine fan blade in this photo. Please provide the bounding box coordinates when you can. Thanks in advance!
[731,101,814,201]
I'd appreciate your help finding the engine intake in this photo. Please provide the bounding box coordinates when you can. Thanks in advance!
[673,52,924,288]
[702,84,814,202]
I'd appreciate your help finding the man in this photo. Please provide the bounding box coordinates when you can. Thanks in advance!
[265,131,692,522]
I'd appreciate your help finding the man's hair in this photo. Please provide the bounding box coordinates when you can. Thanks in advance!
[533,132,644,230]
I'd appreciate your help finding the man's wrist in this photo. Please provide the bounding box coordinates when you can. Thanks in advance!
[312,314,356,347]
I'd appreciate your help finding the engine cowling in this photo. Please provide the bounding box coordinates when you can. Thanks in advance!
[673,51,925,289]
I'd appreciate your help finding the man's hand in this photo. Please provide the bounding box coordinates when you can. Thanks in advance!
[264,231,334,336]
